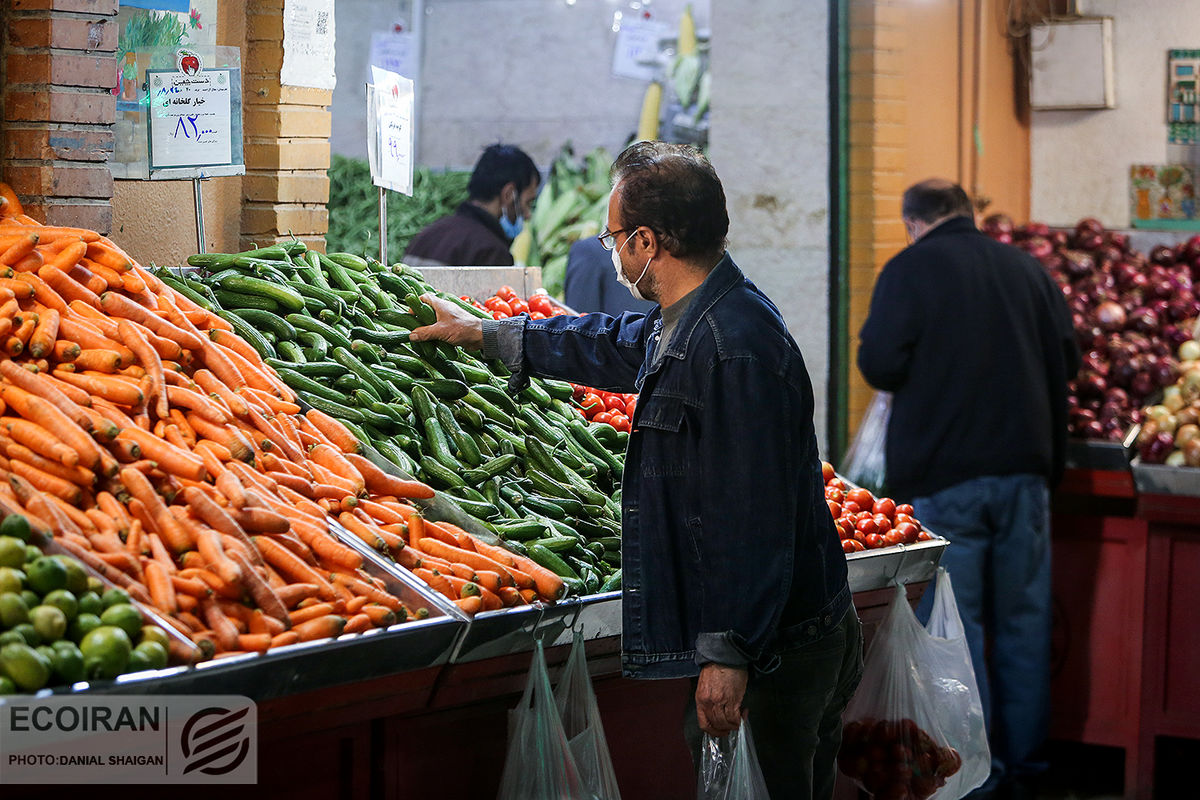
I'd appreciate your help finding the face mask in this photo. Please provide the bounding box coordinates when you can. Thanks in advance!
[499,190,524,240]
[611,232,652,301]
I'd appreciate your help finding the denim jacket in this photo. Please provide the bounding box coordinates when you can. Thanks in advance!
[493,254,850,679]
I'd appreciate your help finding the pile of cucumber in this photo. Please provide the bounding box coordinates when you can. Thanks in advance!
[157,243,626,596]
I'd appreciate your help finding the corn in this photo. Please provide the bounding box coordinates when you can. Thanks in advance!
[637,81,663,142]
[510,226,533,266]
[677,4,696,57]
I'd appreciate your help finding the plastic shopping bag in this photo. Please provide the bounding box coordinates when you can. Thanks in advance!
[554,631,622,800]
[497,639,590,800]
[696,717,770,800]
[841,391,891,495]
[837,572,989,800]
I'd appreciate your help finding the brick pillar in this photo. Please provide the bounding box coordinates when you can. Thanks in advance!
[846,0,908,436]
[240,0,331,252]
[1,0,118,232]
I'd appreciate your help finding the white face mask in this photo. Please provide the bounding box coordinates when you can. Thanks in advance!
[611,231,652,301]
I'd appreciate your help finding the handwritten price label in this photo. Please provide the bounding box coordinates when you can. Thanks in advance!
[148,69,233,170]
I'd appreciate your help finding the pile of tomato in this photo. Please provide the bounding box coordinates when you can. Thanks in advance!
[465,285,568,321]
[570,386,635,433]
[821,462,934,553]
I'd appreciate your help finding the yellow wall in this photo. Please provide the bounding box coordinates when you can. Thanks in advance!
[109,1,247,266]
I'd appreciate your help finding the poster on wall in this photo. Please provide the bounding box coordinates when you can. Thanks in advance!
[282,0,337,90]
[1130,164,1199,229]
[147,55,235,171]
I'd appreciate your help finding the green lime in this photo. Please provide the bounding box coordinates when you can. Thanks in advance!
[19,590,38,609]
[101,588,131,610]
[36,644,56,664]
[12,623,39,647]
[0,514,32,543]
[42,590,78,621]
[68,612,102,643]
[0,537,25,569]
[0,567,25,595]
[25,557,67,595]
[139,625,170,650]
[24,545,41,563]
[0,593,30,627]
[54,557,88,596]
[29,605,67,643]
[0,631,25,647]
[80,626,131,680]
[99,604,143,641]
[86,576,103,594]
[0,675,15,694]
[49,641,84,684]
[0,642,50,691]
[127,641,167,672]
[77,591,103,617]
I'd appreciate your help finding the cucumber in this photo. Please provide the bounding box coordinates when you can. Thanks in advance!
[326,252,369,272]
[350,339,385,365]
[350,326,411,347]
[213,312,276,359]
[213,288,281,312]
[521,494,568,520]
[276,368,347,404]
[422,417,460,471]
[286,314,355,352]
[536,535,579,554]
[277,358,343,378]
[441,493,500,520]
[492,520,550,541]
[436,404,482,467]
[230,308,298,341]
[274,339,306,364]
[418,379,469,402]
[528,544,581,581]
[218,274,305,312]
[461,453,519,486]
[187,252,239,269]
[296,330,329,361]
[474,384,519,415]
[416,454,465,489]
[303,394,366,423]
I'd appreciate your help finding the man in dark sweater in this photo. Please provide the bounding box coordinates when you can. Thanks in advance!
[858,179,1080,799]
[403,144,539,268]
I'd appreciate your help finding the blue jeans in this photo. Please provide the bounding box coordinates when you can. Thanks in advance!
[914,474,1051,785]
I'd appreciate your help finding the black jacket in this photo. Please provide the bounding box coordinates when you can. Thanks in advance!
[403,202,513,267]
[857,216,1081,500]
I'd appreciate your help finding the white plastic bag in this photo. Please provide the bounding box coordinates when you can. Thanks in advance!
[554,631,622,800]
[838,572,989,800]
[842,391,891,495]
[498,639,590,800]
[696,717,770,800]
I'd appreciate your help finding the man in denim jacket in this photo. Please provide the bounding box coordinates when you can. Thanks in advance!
[412,141,861,799]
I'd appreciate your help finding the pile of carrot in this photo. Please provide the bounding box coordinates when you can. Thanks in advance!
[0,186,563,660]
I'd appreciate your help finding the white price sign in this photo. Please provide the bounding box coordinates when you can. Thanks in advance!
[368,65,414,196]
[147,68,233,170]
[612,18,669,81]
[368,31,419,86]
[282,0,336,90]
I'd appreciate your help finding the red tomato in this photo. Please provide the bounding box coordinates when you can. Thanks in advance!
[580,393,605,416]
[624,397,636,418]
[848,539,866,552]
[917,530,934,541]
[872,497,897,518]
[610,414,631,433]
[873,514,892,535]
[529,311,547,320]
[883,531,905,547]
[593,410,614,426]
[484,297,513,316]
[838,518,856,539]
[491,311,509,320]
[508,298,529,315]
[864,533,886,549]
[827,499,841,519]
[894,522,919,544]
[841,500,861,516]
[895,503,914,517]
[822,461,836,483]
[828,478,847,492]
[604,395,626,413]
[550,308,567,316]
[528,294,554,315]
[842,539,858,554]
[855,518,878,536]
[622,393,638,406]
[570,383,585,401]
[894,513,921,531]
[846,488,875,509]
[497,285,518,301]
[825,486,844,503]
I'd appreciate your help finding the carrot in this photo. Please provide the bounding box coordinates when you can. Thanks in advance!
[195,527,242,586]
[509,552,567,602]
[353,498,407,526]
[84,241,132,272]
[334,511,387,552]
[363,604,399,627]
[186,414,253,462]
[195,438,233,464]
[115,319,167,419]
[165,384,227,424]
[10,313,37,347]
[191,369,250,418]
[46,239,87,272]
[254,536,335,599]
[329,572,405,613]
[2,416,77,467]
[476,585,503,612]
[209,337,278,393]
[53,369,143,406]
[345,452,434,499]
[413,567,456,601]
[35,264,98,307]
[288,602,337,626]
[8,458,83,504]
[81,259,123,290]
[497,586,526,607]
[0,386,107,470]
[69,348,125,374]
[55,537,152,603]
[114,426,206,482]
[227,549,288,626]
[292,519,363,571]
[4,442,93,490]
[0,233,38,266]
[170,573,209,598]
[417,519,464,548]
[453,596,483,614]
[56,315,133,360]
[199,596,240,652]
[66,262,106,296]
[273,583,321,609]
[120,466,194,554]
[213,470,247,512]
[337,613,369,634]
[24,307,59,358]
[143,560,177,614]
[471,569,507,594]
[291,615,346,642]
[304,408,362,455]
[97,291,204,350]
[0,360,94,430]
[231,506,289,534]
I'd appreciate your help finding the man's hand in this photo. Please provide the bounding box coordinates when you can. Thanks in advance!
[695,663,748,737]
[408,294,485,350]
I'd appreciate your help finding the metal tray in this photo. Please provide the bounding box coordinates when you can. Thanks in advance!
[845,538,948,593]
[449,590,622,664]
[1065,439,1134,472]
[1131,458,1200,497]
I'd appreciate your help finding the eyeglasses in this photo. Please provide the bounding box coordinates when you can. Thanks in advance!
[597,227,633,251]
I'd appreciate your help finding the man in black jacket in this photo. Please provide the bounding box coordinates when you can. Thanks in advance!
[404,144,539,268]
[858,179,1080,799]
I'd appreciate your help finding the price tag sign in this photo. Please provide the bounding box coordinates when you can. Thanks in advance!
[368,31,419,86]
[368,65,414,196]
[147,66,234,170]
[282,0,336,90]
[611,18,669,81]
